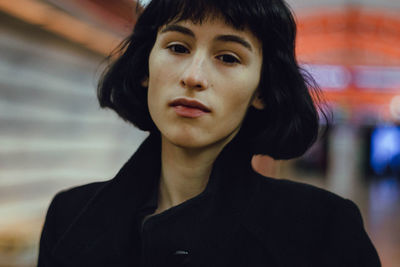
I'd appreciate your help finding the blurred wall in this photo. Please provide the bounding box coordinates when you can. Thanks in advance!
[0,11,146,266]
[1,0,400,266]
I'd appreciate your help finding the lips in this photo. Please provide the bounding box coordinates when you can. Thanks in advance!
[169,98,211,118]
[169,98,211,112]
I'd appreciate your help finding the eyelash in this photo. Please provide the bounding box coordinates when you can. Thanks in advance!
[216,54,240,64]
[166,44,241,65]
[167,44,189,54]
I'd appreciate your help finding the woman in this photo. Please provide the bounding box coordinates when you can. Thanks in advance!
[38,0,381,266]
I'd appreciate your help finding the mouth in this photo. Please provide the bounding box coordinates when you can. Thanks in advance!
[169,98,211,112]
[169,98,211,118]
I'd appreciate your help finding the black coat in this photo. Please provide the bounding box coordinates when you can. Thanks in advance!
[38,134,381,267]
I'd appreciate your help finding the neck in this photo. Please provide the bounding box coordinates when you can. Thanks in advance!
[155,135,230,214]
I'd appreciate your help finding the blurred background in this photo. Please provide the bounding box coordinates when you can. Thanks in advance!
[0,0,399,266]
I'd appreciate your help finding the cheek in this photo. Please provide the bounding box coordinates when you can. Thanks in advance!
[148,52,181,91]
[223,78,260,111]
[148,58,162,90]
[215,77,260,128]
[147,59,168,105]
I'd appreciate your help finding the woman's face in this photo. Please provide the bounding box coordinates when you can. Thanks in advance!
[146,17,263,149]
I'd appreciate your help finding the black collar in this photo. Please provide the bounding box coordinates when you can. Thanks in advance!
[52,132,258,265]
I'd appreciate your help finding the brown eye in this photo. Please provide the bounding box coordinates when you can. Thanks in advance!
[217,54,240,64]
[168,44,189,54]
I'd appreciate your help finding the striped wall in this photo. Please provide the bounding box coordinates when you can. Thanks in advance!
[0,13,147,266]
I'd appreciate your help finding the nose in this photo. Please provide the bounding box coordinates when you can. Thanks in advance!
[180,53,209,90]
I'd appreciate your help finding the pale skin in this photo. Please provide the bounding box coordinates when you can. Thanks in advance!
[143,17,265,215]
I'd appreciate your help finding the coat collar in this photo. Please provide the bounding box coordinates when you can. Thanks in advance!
[52,133,162,265]
[52,132,258,265]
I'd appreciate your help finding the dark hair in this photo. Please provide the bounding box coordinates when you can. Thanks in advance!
[98,0,328,160]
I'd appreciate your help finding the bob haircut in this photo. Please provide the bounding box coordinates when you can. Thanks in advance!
[98,0,326,160]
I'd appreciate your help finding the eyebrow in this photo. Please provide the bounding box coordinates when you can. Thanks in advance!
[214,35,253,52]
[161,24,195,37]
[160,24,253,52]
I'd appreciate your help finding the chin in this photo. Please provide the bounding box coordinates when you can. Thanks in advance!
[163,132,209,149]
[162,129,236,152]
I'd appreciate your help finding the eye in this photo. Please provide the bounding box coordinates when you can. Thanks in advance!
[216,54,241,65]
[167,44,190,54]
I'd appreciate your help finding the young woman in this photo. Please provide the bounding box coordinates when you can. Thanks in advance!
[38,0,381,266]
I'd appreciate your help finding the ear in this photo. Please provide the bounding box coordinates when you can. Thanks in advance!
[141,76,149,87]
[251,90,265,110]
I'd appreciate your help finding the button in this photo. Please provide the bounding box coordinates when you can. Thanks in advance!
[174,250,189,256]
[167,250,190,266]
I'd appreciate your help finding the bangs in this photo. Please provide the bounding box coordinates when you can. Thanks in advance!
[141,0,259,32]
[137,0,295,46]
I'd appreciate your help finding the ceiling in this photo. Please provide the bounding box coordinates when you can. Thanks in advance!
[287,0,400,11]
[1,0,399,121]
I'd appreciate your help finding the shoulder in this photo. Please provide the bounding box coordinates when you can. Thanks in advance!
[253,173,354,217]
[51,182,107,218]
[241,172,381,266]
[52,181,107,209]
[249,173,366,233]
[38,181,109,265]
[40,181,108,243]
[244,172,365,242]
